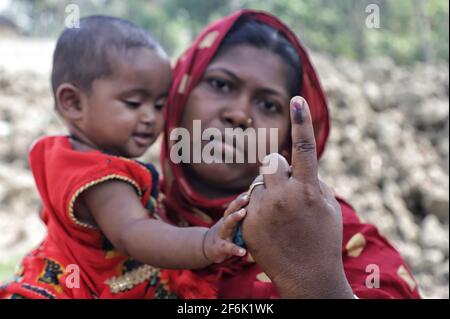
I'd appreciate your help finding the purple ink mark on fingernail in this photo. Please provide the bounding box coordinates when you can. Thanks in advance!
[292,99,303,124]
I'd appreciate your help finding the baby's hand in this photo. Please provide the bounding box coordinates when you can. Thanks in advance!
[203,193,250,263]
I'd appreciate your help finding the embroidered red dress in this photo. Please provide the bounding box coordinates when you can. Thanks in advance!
[0,136,211,299]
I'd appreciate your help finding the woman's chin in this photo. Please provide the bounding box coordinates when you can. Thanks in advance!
[187,162,257,192]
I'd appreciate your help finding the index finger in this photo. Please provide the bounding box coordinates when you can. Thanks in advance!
[289,96,319,185]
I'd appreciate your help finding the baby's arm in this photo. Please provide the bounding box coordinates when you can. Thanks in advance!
[203,193,249,263]
[79,180,246,269]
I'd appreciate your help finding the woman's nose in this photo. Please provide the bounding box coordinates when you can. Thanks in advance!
[221,99,252,130]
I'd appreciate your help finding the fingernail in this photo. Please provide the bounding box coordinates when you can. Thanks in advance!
[239,248,246,256]
[291,98,304,124]
[240,208,246,215]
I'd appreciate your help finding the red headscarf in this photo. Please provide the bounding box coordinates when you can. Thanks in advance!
[161,10,420,299]
[161,9,329,226]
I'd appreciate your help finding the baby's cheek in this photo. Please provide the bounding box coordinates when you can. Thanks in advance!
[152,110,163,127]
[156,119,165,135]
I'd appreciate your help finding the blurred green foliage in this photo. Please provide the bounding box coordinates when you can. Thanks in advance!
[1,0,449,64]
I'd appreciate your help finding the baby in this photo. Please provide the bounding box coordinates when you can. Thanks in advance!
[0,15,246,299]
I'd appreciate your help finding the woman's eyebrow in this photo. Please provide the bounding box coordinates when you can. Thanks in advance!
[206,67,287,98]
[259,87,286,97]
[206,67,241,82]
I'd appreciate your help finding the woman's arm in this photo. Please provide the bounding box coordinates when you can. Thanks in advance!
[242,97,354,298]
[79,180,245,269]
[243,97,419,299]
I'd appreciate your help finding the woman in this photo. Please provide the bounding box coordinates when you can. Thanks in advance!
[160,10,420,298]
[0,10,420,300]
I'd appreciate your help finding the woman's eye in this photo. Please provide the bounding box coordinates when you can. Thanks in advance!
[208,78,232,93]
[256,99,280,113]
[124,100,141,109]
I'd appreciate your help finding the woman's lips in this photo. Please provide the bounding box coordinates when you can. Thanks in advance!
[204,138,245,160]
[200,130,251,161]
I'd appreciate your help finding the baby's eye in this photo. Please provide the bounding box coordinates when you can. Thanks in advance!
[256,98,281,114]
[208,78,232,93]
[124,100,141,109]
[155,98,167,111]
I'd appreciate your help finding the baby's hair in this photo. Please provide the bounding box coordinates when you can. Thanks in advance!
[51,15,163,99]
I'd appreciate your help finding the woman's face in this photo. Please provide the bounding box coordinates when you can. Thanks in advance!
[180,45,293,197]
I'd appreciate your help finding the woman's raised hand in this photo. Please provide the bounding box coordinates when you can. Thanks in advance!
[241,96,354,298]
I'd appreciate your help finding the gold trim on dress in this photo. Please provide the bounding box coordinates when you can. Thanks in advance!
[68,174,142,229]
[105,264,160,294]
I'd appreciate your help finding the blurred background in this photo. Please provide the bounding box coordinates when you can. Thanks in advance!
[0,0,448,298]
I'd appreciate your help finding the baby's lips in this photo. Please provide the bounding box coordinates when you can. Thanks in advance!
[133,131,154,138]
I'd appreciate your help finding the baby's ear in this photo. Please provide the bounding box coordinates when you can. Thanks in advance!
[55,83,84,120]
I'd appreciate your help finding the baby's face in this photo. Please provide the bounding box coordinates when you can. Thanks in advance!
[80,47,171,158]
